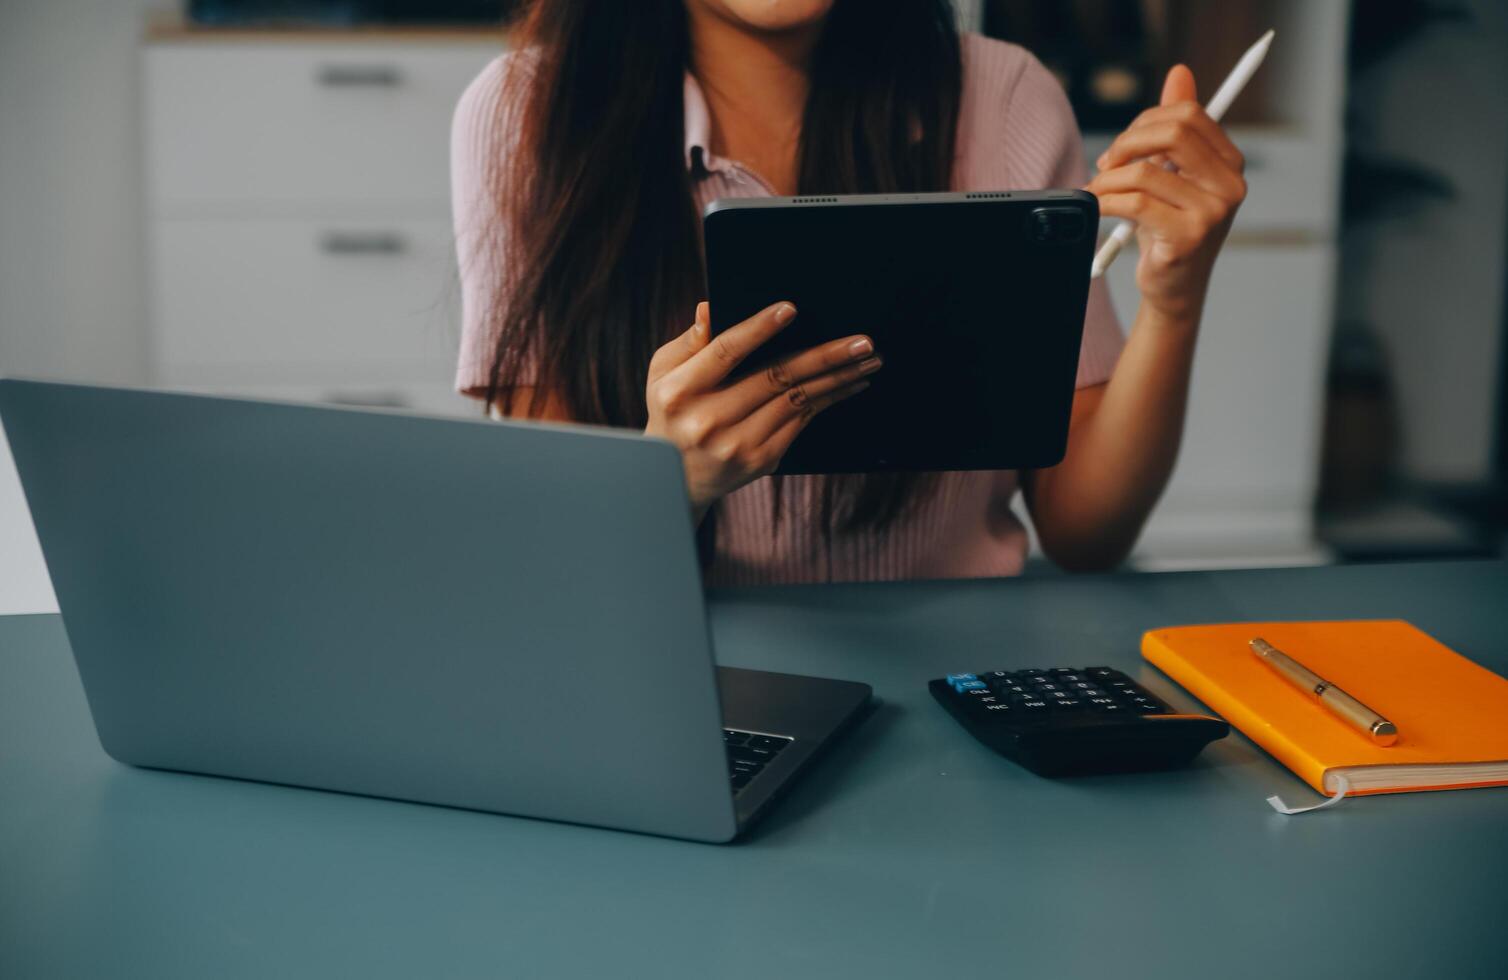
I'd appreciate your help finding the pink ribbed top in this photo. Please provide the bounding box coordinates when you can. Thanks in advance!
[452,34,1125,586]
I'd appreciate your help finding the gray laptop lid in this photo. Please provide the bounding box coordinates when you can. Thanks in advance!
[0,379,738,842]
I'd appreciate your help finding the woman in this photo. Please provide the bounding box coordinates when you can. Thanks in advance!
[452,0,1245,584]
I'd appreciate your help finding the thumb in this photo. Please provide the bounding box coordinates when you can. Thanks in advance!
[1161,64,1197,106]
[680,302,713,358]
[650,301,710,378]
[692,301,711,345]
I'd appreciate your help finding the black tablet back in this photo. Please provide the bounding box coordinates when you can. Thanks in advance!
[703,190,1098,474]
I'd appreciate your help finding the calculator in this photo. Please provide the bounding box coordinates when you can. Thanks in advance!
[929,666,1229,777]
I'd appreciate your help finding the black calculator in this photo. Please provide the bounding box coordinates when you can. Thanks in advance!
[929,667,1228,777]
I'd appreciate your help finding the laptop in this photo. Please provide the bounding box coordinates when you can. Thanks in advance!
[0,379,873,842]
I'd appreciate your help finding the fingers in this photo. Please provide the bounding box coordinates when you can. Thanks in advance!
[711,377,871,478]
[1097,121,1245,202]
[1087,161,1228,222]
[738,359,880,447]
[1102,124,1244,201]
[668,300,798,393]
[757,379,871,468]
[1093,191,1198,245]
[716,333,876,421]
[1099,102,1244,175]
[663,370,873,488]
[648,301,710,381]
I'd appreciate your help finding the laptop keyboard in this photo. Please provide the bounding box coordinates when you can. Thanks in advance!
[723,729,793,794]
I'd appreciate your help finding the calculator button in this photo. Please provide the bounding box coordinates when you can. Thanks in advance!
[1015,669,1046,677]
[723,730,749,745]
[746,735,789,752]
[1035,682,1062,693]
[978,670,1013,684]
[1087,697,1117,707]
[728,745,777,764]
[1093,703,1127,714]
[953,680,989,693]
[1057,674,1085,683]
[1047,668,1076,677]
[1053,699,1084,711]
[947,673,979,685]
[981,703,1014,714]
[1018,700,1052,711]
[1086,667,1125,679]
[1134,703,1166,714]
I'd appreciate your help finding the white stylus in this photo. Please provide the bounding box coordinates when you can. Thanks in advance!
[1089,29,1275,280]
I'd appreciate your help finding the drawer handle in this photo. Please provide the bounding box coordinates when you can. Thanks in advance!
[316,64,404,88]
[320,232,408,256]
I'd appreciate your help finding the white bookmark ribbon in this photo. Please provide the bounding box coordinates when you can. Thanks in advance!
[1267,774,1352,815]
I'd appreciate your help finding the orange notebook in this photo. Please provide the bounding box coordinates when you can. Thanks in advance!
[1142,620,1508,799]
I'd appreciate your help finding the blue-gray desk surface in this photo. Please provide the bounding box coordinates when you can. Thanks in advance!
[3,560,1506,979]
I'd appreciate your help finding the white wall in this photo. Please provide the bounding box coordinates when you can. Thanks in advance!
[0,0,160,614]
[1337,0,1508,484]
[0,0,161,385]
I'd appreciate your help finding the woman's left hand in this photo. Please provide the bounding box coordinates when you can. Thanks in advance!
[1086,65,1247,323]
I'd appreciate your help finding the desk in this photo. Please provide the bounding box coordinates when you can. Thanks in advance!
[3,561,1505,978]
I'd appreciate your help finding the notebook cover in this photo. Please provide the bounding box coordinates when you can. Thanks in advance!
[1141,620,1508,797]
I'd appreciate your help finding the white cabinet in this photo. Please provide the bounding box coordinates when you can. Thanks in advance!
[1080,122,1346,568]
[142,35,501,415]
[144,43,491,212]
[1099,243,1335,566]
[1077,127,1343,568]
[152,217,458,376]
[1064,0,1351,569]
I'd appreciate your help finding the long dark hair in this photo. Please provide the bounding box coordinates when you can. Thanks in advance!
[484,0,962,532]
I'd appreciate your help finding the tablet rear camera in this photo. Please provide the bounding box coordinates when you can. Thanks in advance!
[1029,207,1086,243]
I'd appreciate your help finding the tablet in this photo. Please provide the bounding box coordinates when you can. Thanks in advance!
[703,190,1098,474]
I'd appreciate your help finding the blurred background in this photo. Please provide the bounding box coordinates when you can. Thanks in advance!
[1,0,1505,613]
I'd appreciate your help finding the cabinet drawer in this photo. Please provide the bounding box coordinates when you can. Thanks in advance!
[151,217,462,378]
[144,42,501,211]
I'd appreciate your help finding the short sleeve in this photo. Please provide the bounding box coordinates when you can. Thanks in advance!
[451,53,536,396]
[962,37,1125,389]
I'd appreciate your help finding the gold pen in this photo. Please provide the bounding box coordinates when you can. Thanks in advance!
[1250,637,1399,746]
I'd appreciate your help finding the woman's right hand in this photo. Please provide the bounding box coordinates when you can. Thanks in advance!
[645,300,882,520]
